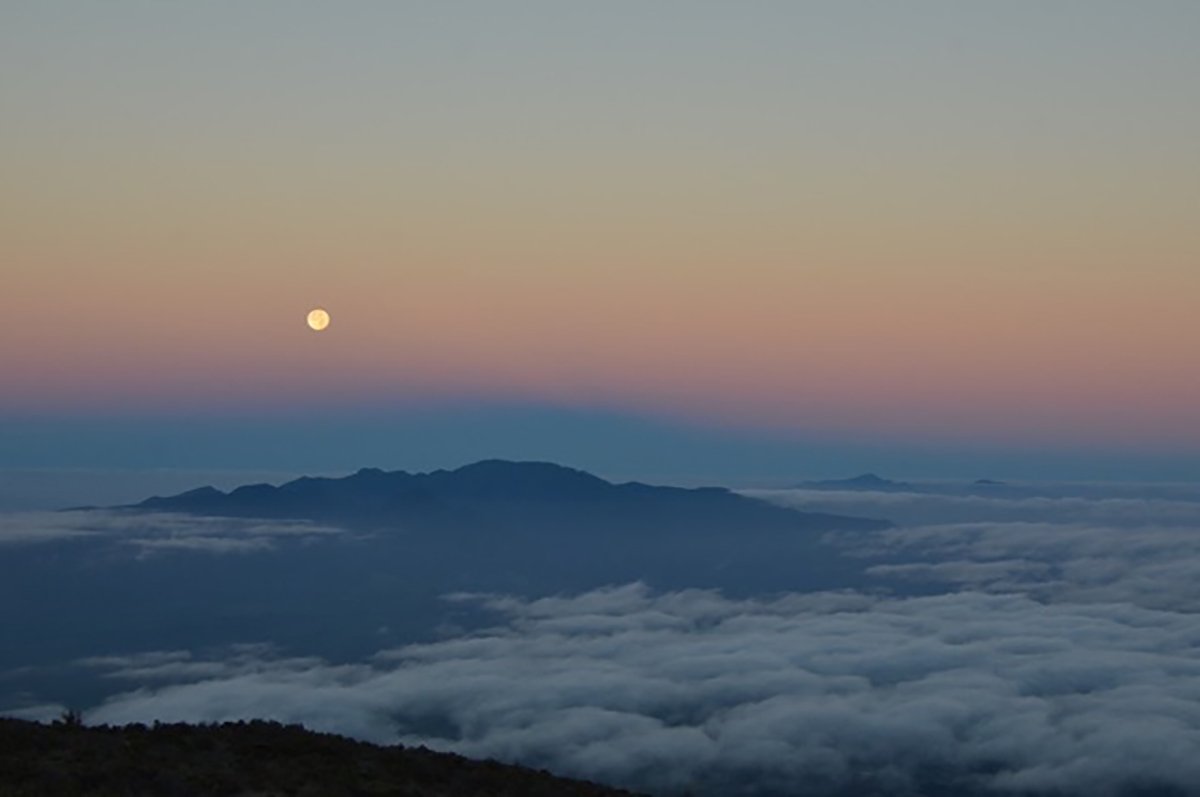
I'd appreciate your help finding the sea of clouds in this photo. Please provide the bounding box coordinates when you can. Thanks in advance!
[8,484,1200,795]
[0,509,344,553]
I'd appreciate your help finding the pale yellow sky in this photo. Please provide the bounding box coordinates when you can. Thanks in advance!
[3,2,1198,447]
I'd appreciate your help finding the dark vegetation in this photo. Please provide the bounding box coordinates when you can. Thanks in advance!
[0,716,645,797]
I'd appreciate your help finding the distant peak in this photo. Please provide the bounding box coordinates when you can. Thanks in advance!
[800,473,914,492]
[161,485,225,500]
[444,460,613,493]
[181,485,223,496]
[453,459,576,472]
[849,473,889,483]
[450,459,608,481]
[136,484,225,509]
[353,467,388,477]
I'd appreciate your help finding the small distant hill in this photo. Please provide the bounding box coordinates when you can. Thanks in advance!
[0,717,645,797]
[797,473,918,493]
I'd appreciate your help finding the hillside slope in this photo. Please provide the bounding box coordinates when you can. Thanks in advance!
[0,718,646,797]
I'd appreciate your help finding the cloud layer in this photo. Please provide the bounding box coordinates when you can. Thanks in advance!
[10,483,1200,795]
[746,485,1200,528]
[0,510,343,552]
[84,581,1200,796]
[845,521,1200,613]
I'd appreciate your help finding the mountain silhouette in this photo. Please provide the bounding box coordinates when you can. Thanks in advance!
[0,462,895,711]
[136,459,890,533]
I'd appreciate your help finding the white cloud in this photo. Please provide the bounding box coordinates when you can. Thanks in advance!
[0,511,101,544]
[834,521,1200,612]
[0,509,344,552]
[79,647,328,683]
[83,583,1200,796]
[746,487,1200,528]
[8,481,1200,795]
[0,702,69,723]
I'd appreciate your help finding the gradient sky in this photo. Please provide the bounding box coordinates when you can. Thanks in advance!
[3,2,1199,478]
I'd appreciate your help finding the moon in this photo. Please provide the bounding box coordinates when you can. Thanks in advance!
[306,308,330,331]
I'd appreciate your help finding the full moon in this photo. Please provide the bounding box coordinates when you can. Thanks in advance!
[306,308,330,331]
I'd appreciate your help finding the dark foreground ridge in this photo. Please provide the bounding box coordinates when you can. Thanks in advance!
[0,717,646,797]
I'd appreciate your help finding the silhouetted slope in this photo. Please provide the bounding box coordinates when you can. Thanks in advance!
[0,717,646,797]
[135,459,889,533]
